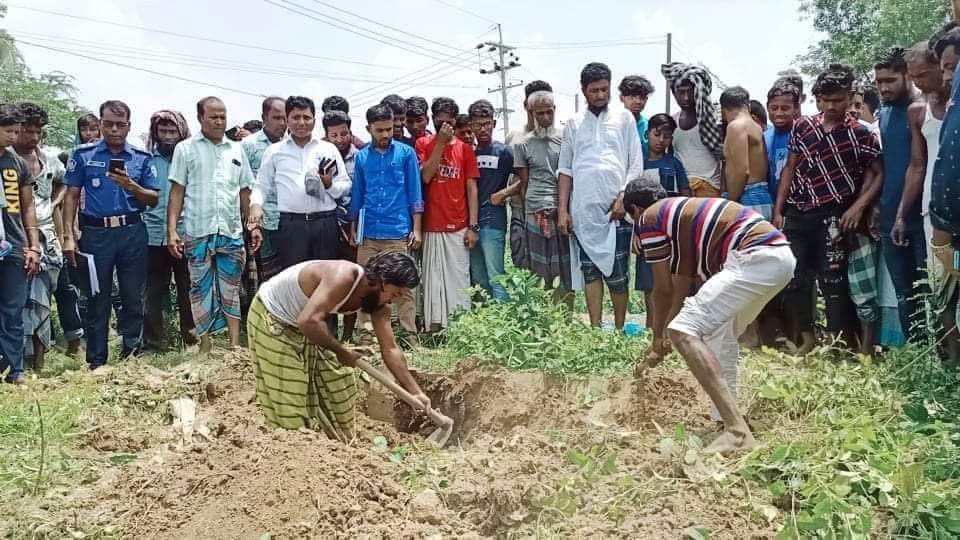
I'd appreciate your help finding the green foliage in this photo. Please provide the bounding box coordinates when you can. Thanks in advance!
[744,346,960,538]
[443,269,645,375]
[0,8,87,150]
[797,0,952,77]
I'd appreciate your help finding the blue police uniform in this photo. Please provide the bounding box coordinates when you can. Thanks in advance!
[64,140,160,368]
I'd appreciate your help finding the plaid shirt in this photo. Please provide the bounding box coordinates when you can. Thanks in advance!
[786,113,881,212]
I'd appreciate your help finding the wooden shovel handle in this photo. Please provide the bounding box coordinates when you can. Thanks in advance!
[355,359,449,425]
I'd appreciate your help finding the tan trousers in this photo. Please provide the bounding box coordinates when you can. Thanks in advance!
[357,239,417,332]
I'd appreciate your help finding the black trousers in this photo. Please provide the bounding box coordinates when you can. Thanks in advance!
[276,210,342,332]
[781,205,858,334]
[276,211,342,270]
[144,246,198,350]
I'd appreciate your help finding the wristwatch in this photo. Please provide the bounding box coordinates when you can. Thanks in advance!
[469,224,480,233]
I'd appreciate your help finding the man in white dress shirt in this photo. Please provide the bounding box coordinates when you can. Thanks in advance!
[249,96,351,272]
[557,62,644,331]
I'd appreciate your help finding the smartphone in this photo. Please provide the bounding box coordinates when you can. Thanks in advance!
[225,126,241,140]
[320,158,338,177]
[108,159,126,174]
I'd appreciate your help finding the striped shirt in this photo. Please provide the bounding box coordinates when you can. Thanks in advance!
[637,197,789,279]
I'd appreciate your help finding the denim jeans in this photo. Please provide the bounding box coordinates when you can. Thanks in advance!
[0,256,28,380]
[79,223,148,368]
[881,228,928,341]
[469,227,508,301]
[54,267,84,341]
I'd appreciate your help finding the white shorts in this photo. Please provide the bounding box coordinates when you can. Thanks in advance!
[669,245,796,340]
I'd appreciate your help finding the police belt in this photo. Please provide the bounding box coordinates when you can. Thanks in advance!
[80,212,143,228]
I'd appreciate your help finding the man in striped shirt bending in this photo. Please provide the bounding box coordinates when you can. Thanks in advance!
[627,183,796,453]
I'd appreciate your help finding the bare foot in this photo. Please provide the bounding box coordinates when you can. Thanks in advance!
[703,430,758,455]
[199,336,213,354]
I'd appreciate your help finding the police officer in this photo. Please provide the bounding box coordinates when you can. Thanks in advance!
[61,100,160,369]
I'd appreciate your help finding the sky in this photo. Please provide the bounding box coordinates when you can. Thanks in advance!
[3,0,823,143]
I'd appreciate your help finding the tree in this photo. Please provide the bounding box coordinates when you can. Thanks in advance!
[0,0,87,149]
[798,0,952,77]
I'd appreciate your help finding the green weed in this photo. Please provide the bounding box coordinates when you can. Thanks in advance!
[441,269,646,375]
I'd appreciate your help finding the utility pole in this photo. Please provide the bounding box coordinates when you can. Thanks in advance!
[479,24,521,140]
[665,32,673,115]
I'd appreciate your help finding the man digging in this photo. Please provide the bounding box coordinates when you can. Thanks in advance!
[627,183,796,453]
[248,252,430,440]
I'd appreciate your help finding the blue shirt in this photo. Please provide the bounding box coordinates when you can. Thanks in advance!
[643,154,688,195]
[143,152,184,246]
[879,100,917,233]
[636,115,649,157]
[348,140,424,240]
[64,140,159,219]
[931,69,960,235]
[764,126,791,197]
[475,141,514,230]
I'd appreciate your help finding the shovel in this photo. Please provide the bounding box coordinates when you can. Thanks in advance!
[355,358,454,447]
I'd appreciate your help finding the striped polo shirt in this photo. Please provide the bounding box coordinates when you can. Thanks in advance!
[637,197,789,279]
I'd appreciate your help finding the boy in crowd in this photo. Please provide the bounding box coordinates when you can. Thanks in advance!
[619,75,655,155]
[416,97,480,331]
[772,65,883,354]
[0,104,42,384]
[720,87,772,219]
[323,110,360,341]
[635,113,690,314]
[759,80,802,346]
[454,114,474,146]
[349,104,423,334]
[467,99,514,302]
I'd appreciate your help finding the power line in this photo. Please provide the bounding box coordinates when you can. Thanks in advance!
[16,40,268,98]
[6,3,400,70]
[428,0,498,25]
[517,39,665,51]
[265,0,459,63]
[512,36,667,47]
[299,0,461,54]
[348,26,497,102]
[349,49,480,103]
[353,61,479,111]
[672,39,730,90]
[13,33,487,89]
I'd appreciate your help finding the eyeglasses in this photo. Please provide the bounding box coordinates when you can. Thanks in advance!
[101,120,130,130]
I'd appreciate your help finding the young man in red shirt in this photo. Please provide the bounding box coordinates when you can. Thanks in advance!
[416,98,480,331]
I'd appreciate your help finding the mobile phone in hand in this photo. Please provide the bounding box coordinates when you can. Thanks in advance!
[108,159,126,174]
[319,157,337,177]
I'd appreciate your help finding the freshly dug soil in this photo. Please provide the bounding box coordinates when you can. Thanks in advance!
[37,353,776,539]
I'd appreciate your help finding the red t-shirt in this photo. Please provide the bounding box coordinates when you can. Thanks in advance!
[415,135,480,233]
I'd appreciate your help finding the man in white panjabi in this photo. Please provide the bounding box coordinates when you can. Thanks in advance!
[557,62,644,331]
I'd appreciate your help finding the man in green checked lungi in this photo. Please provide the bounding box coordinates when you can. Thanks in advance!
[248,253,430,440]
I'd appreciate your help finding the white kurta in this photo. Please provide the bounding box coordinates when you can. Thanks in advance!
[557,105,644,286]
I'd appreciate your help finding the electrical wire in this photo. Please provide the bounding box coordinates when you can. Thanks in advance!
[266,0,459,63]
[13,32,488,89]
[352,60,480,111]
[428,0,498,25]
[5,3,401,69]
[518,40,665,51]
[299,0,462,54]
[672,39,729,90]
[16,40,268,98]
[347,25,497,102]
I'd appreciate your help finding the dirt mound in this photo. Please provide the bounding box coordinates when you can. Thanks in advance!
[42,354,770,539]
[379,360,714,444]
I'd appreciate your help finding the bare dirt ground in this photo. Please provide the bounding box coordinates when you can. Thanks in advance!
[12,351,779,539]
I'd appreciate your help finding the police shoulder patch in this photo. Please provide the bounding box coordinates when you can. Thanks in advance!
[66,158,77,173]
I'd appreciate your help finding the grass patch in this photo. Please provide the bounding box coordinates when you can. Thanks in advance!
[743,347,960,539]
[422,269,646,375]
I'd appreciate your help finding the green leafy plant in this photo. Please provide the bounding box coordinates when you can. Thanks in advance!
[443,269,645,375]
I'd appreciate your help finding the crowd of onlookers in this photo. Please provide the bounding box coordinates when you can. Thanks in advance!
[2,20,960,386]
